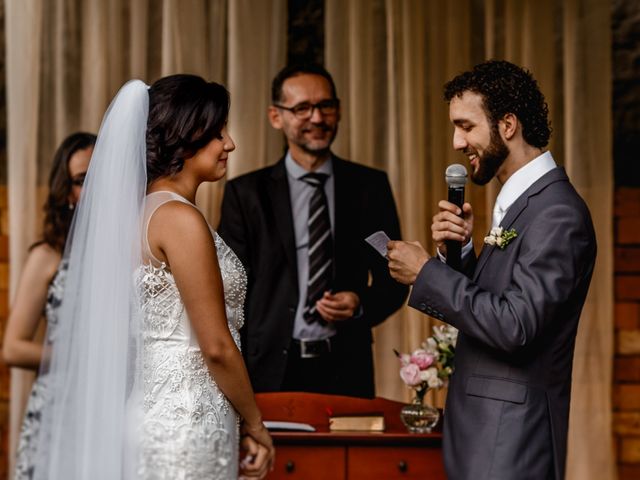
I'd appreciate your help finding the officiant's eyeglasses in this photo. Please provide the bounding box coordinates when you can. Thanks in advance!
[273,99,340,119]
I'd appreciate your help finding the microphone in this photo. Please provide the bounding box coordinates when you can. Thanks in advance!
[445,164,468,271]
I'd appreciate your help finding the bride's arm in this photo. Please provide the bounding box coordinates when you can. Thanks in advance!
[148,201,274,457]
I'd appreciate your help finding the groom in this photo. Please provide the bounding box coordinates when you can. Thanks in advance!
[387,60,596,480]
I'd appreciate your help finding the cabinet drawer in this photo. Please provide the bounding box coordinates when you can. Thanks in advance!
[347,446,445,480]
[267,446,346,480]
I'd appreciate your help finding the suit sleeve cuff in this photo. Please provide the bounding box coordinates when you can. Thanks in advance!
[408,258,446,320]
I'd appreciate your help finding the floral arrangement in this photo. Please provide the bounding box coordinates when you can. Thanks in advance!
[395,324,458,399]
[484,226,518,249]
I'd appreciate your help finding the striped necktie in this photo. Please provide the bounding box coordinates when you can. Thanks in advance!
[301,172,333,324]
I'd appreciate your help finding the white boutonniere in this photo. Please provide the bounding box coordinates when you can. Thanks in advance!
[484,226,518,250]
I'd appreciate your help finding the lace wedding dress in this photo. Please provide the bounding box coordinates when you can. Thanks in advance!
[135,191,246,479]
[14,262,67,480]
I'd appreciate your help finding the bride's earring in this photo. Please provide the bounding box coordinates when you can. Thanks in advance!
[68,203,75,211]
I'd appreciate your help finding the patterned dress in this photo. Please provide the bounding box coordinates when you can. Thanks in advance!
[135,191,247,479]
[14,262,67,480]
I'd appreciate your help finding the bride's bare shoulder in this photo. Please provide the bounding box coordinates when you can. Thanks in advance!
[147,200,214,258]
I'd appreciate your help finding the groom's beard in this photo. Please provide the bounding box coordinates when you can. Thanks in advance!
[470,127,510,186]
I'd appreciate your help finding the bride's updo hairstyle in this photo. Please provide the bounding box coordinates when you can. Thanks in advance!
[146,74,230,183]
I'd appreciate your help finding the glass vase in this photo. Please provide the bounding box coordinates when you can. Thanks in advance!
[400,390,440,434]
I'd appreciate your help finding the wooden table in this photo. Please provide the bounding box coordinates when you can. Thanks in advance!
[256,392,446,480]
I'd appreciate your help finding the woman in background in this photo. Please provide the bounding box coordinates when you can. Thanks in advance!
[2,132,96,480]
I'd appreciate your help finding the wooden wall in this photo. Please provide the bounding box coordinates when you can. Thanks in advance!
[614,187,640,480]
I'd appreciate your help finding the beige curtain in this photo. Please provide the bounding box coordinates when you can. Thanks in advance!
[227,0,286,179]
[4,0,285,475]
[563,1,615,478]
[5,1,43,473]
[325,0,614,478]
[326,0,487,404]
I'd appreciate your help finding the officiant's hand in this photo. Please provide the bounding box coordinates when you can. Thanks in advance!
[240,435,273,479]
[387,241,430,285]
[316,291,360,321]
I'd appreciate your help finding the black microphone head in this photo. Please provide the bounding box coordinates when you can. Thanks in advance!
[445,163,468,188]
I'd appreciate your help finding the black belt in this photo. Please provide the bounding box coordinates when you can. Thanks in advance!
[292,338,332,359]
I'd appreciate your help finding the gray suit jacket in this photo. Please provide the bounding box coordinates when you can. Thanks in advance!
[409,168,596,480]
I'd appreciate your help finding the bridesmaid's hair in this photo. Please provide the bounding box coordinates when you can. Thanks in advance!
[146,74,230,184]
[38,132,97,252]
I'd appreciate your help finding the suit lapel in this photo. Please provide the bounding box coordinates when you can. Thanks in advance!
[473,194,530,281]
[332,157,348,260]
[473,167,568,281]
[268,159,298,289]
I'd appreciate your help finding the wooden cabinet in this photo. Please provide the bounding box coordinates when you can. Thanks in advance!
[256,392,446,480]
[272,446,345,479]
[348,447,445,480]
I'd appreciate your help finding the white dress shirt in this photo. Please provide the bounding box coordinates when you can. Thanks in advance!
[440,151,557,261]
[491,150,557,227]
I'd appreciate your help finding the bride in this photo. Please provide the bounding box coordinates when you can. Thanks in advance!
[33,76,274,479]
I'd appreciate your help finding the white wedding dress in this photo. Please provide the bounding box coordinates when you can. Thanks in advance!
[135,191,246,479]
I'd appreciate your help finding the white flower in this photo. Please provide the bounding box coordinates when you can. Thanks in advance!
[399,353,411,366]
[484,226,518,250]
[421,337,438,354]
[425,367,443,389]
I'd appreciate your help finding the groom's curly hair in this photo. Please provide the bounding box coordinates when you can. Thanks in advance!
[146,74,230,183]
[444,60,551,148]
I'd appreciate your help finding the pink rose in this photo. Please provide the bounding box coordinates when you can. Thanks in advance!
[410,349,435,369]
[400,363,422,386]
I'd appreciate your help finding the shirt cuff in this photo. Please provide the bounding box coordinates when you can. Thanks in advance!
[437,241,474,262]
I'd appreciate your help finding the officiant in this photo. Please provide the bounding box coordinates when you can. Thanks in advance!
[219,63,408,398]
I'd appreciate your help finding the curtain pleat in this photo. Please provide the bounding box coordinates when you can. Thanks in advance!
[6,1,43,474]
[226,0,286,179]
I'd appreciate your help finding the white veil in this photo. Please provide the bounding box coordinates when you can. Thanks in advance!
[33,80,149,479]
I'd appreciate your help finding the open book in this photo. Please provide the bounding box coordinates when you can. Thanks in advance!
[264,420,316,432]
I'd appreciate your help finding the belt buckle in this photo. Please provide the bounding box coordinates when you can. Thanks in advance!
[299,339,330,359]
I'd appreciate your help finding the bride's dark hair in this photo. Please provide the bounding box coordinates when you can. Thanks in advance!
[146,74,230,183]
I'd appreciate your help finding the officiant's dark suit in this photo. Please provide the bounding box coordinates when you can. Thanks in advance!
[388,61,597,480]
[219,64,408,398]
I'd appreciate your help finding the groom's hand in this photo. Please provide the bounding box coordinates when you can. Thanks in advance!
[432,200,474,257]
[387,241,430,285]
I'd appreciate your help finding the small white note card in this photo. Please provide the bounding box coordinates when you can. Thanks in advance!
[365,231,391,258]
